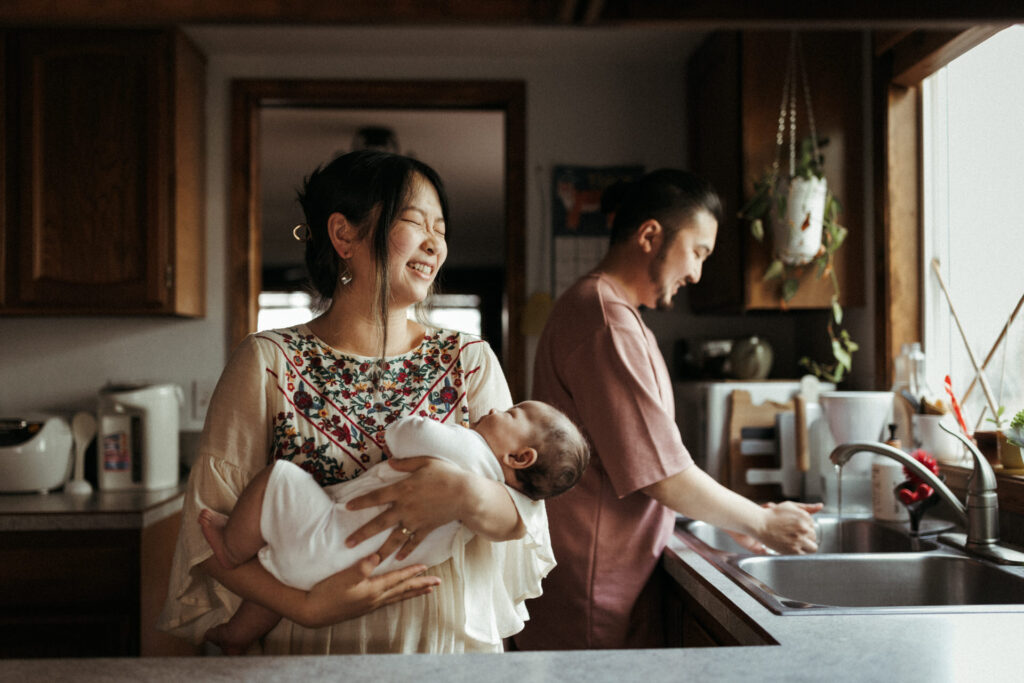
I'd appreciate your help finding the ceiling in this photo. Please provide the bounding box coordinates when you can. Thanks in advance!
[1,0,1019,28]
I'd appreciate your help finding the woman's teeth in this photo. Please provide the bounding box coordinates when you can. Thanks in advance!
[408,262,433,275]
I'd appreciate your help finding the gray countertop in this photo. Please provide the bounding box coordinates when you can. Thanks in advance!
[0,484,185,531]
[0,525,1021,680]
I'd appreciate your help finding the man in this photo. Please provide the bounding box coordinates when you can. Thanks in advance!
[514,169,820,650]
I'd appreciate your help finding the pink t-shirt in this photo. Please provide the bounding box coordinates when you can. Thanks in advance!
[515,272,694,650]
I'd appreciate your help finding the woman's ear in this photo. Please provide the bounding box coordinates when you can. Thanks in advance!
[635,219,663,255]
[502,447,538,470]
[327,212,357,259]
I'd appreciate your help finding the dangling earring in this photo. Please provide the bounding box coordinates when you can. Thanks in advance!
[339,261,353,286]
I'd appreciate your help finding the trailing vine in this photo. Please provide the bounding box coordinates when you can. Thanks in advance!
[738,137,858,383]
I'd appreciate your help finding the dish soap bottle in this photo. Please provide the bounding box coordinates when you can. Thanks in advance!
[872,423,906,521]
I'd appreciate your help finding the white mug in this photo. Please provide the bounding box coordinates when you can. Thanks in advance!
[912,414,965,465]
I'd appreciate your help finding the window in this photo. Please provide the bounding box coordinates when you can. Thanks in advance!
[921,26,1024,430]
[257,290,484,338]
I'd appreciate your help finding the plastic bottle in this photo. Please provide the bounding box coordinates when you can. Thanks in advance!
[891,342,929,450]
[872,424,906,521]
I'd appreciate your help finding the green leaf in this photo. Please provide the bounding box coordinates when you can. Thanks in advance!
[781,277,800,302]
[762,259,785,281]
[832,298,843,324]
[751,218,764,241]
[831,340,852,371]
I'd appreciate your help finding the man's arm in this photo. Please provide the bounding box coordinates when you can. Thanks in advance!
[641,466,820,554]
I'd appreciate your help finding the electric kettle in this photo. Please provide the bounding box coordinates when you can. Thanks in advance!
[97,383,183,491]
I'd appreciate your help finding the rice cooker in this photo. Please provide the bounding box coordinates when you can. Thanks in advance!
[0,416,73,493]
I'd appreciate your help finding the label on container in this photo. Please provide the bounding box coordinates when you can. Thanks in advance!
[871,459,905,521]
[103,431,131,471]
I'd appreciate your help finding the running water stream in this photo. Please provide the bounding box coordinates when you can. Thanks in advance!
[834,463,845,552]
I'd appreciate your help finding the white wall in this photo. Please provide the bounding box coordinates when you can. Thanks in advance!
[0,25,875,430]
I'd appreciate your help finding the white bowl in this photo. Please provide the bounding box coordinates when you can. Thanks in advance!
[0,416,73,494]
[818,391,894,446]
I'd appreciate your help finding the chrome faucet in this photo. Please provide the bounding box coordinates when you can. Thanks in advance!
[829,423,1024,565]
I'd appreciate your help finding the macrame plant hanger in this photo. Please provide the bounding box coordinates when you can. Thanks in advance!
[766,31,830,268]
[771,32,821,186]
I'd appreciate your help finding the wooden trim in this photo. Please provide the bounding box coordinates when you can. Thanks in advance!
[886,26,1007,87]
[872,26,1002,386]
[227,79,528,399]
[3,1,1024,27]
[875,79,921,387]
[942,465,1024,518]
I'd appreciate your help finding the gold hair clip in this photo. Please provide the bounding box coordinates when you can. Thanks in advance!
[292,224,311,242]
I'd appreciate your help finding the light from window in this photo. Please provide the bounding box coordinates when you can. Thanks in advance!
[922,26,1024,430]
[418,293,483,336]
[258,290,483,338]
[258,291,314,331]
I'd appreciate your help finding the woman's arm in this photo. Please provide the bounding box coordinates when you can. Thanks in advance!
[344,456,525,562]
[200,552,440,630]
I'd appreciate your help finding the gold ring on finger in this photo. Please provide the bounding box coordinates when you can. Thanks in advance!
[400,526,413,536]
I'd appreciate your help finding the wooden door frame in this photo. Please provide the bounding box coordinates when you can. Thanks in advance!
[228,79,527,399]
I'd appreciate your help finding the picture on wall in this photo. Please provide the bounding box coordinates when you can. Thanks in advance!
[551,164,644,296]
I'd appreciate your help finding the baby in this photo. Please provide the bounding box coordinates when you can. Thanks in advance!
[199,400,589,654]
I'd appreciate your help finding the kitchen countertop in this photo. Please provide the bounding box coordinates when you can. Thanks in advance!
[1,527,1021,681]
[0,484,185,531]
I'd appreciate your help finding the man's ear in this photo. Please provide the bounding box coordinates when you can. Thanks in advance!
[327,212,358,259]
[635,219,663,255]
[503,447,538,470]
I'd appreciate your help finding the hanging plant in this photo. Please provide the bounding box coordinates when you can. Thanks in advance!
[737,32,857,384]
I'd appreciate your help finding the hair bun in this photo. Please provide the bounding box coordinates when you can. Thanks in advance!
[600,180,632,215]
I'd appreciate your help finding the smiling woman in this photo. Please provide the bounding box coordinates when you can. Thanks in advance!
[160,150,554,654]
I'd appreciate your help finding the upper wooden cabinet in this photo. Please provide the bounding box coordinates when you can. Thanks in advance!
[687,31,866,312]
[1,29,205,316]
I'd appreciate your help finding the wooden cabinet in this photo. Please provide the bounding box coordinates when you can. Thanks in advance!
[687,31,866,312]
[1,29,205,316]
[0,511,200,658]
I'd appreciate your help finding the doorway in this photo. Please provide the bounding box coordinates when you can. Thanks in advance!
[228,79,527,398]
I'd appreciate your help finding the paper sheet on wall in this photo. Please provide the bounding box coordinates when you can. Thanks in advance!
[550,164,643,297]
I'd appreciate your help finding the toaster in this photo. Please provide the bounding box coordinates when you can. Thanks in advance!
[0,416,73,493]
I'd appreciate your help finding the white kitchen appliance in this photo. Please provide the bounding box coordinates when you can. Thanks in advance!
[97,383,183,491]
[0,415,73,493]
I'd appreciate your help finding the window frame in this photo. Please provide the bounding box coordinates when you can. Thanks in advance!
[875,25,1024,507]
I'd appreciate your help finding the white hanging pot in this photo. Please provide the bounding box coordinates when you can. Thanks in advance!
[772,175,827,266]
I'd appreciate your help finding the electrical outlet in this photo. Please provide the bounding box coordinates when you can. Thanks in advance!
[191,379,215,422]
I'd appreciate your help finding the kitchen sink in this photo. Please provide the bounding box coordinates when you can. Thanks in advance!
[676,515,1024,615]
[679,515,941,555]
[733,553,1024,614]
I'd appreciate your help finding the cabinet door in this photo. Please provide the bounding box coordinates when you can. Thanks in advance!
[2,30,204,316]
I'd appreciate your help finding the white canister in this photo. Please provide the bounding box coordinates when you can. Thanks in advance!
[871,455,906,521]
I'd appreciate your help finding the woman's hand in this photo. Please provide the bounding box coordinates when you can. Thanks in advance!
[199,552,440,630]
[345,456,524,561]
[298,554,441,629]
[756,501,822,555]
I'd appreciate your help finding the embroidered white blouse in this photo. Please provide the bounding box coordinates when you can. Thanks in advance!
[157,325,554,653]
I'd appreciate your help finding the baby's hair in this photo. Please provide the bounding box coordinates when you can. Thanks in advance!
[517,413,590,501]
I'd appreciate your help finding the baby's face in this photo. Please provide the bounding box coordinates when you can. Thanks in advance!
[472,400,551,452]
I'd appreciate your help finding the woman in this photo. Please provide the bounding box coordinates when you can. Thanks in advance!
[158,150,553,654]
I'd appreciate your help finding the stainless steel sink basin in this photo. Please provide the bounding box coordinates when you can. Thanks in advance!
[679,515,940,555]
[732,553,1024,614]
[675,514,1024,615]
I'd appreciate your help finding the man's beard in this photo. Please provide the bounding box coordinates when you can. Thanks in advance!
[647,251,675,311]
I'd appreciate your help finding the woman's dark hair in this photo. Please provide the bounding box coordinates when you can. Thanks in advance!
[297,150,449,354]
[602,169,722,246]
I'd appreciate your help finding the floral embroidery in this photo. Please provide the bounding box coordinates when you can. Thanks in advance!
[263,328,472,486]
